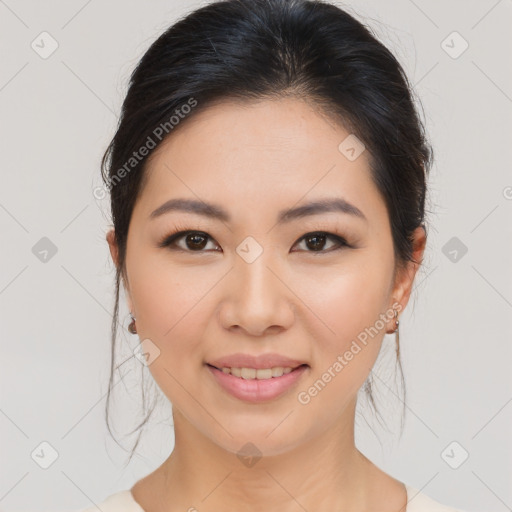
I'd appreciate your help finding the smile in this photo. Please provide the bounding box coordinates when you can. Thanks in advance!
[206,363,309,402]
[211,365,297,379]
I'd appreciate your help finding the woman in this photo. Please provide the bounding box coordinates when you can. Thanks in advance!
[80,0,468,510]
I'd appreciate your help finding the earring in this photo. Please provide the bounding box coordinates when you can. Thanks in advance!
[393,308,401,361]
[387,307,399,334]
[128,313,137,334]
[392,308,399,333]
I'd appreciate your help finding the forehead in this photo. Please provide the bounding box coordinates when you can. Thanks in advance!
[136,97,387,225]
[148,96,358,171]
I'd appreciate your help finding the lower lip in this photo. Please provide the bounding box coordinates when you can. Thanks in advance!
[206,364,308,403]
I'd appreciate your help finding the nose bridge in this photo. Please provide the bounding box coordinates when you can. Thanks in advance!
[238,247,278,300]
[223,240,293,334]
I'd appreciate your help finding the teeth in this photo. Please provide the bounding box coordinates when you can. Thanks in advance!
[218,366,297,379]
[241,368,257,379]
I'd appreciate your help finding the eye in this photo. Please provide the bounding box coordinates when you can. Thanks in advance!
[292,231,349,253]
[158,230,220,252]
[158,230,350,253]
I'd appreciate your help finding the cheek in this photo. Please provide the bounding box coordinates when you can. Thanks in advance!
[293,256,393,378]
[127,264,215,404]
[303,255,391,323]
[291,275,390,418]
[130,271,187,337]
[128,245,190,324]
[126,252,219,359]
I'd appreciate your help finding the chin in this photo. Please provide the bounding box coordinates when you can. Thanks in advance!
[201,421,308,460]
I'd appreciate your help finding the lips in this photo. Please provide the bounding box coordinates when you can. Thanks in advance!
[207,352,308,370]
[206,362,309,402]
[205,352,310,402]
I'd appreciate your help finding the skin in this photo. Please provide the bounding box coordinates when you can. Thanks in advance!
[107,97,426,512]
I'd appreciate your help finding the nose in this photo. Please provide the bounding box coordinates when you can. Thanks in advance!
[218,249,295,336]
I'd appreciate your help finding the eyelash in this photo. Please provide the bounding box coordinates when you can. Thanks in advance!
[157,227,351,254]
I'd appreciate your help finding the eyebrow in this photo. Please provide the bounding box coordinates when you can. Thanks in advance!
[149,197,367,223]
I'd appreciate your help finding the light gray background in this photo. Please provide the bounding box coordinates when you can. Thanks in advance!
[1,0,511,511]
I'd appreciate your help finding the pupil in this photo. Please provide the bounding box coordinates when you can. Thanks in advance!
[307,234,325,251]
[187,233,207,250]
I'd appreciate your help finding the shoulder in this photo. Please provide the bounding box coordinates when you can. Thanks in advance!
[405,484,467,512]
[74,490,145,512]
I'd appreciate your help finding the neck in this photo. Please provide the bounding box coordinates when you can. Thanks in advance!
[141,399,392,512]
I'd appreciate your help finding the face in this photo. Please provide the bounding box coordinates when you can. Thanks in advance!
[108,97,423,457]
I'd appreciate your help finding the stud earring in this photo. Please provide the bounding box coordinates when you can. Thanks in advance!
[387,307,399,334]
[128,313,137,334]
[392,308,399,333]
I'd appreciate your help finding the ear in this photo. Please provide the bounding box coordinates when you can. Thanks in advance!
[106,228,134,314]
[106,228,119,269]
[390,226,427,315]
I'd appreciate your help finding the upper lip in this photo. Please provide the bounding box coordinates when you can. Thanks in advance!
[207,352,308,370]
